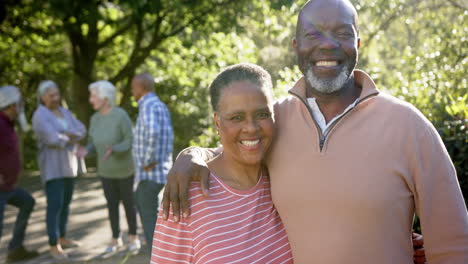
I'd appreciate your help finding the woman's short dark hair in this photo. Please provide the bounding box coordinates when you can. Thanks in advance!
[209,63,273,112]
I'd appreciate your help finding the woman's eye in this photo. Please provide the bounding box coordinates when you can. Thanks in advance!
[257,112,271,119]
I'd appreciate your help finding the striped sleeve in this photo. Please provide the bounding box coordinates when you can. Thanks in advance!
[151,210,194,264]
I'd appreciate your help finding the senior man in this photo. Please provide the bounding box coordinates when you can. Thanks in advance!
[0,85,39,262]
[131,73,174,252]
[162,0,468,263]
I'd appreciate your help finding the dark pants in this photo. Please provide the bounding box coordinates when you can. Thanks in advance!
[100,175,137,239]
[134,180,164,250]
[0,187,35,251]
[45,178,74,246]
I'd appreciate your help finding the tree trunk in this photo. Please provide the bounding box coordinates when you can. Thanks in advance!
[67,29,98,128]
[71,72,93,127]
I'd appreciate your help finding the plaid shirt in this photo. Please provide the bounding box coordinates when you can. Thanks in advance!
[133,92,173,184]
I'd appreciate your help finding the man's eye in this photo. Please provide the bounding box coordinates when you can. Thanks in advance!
[336,31,353,39]
[305,32,321,39]
[230,116,242,121]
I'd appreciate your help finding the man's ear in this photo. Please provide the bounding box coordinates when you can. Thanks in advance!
[2,104,16,119]
[357,37,361,49]
[7,103,16,113]
[293,38,298,52]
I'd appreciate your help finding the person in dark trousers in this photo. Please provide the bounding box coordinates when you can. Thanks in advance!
[131,73,174,253]
[32,80,86,260]
[0,85,39,262]
[77,80,140,254]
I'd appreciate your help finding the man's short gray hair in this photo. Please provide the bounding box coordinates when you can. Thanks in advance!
[0,85,21,110]
[89,80,116,106]
[134,73,155,92]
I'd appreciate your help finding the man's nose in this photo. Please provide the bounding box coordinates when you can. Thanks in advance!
[318,33,340,50]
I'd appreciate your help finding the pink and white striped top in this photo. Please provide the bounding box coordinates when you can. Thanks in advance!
[151,173,293,264]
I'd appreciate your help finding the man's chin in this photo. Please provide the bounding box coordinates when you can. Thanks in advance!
[305,67,350,94]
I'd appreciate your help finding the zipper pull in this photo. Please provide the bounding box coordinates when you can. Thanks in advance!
[319,136,326,149]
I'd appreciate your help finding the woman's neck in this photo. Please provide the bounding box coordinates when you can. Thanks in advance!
[208,154,263,191]
[99,104,113,115]
[48,106,62,117]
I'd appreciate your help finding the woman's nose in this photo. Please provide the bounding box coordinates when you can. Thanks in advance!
[242,119,259,133]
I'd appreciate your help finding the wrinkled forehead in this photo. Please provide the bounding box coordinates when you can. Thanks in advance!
[298,0,357,31]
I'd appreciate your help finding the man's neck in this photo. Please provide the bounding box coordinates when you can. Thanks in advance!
[306,78,361,123]
[1,108,16,122]
[141,91,151,99]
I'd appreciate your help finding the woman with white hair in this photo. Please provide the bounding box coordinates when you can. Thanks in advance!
[76,80,140,254]
[32,80,86,260]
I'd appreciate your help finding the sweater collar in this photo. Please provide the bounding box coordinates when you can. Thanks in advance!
[138,92,158,105]
[288,69,379,103]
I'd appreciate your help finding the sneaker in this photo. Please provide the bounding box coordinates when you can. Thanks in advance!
[50,250,68,261]
[6,246,39,262]
[104,245,118,253]
[128,239,141,255]
[104,238,123,253]
[60,238,81,249]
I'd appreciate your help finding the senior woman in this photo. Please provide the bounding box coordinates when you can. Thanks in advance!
[76,80,140,254]
[32,80,86,260]
[151,63,293,263]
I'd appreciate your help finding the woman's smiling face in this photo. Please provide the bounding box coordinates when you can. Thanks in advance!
[214,80,275,167]
[41,86,61,110]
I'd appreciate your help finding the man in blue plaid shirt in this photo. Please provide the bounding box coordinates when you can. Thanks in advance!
[131,73,173,251]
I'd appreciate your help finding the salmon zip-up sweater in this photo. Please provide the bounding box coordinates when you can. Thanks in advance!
[268,70,468,264]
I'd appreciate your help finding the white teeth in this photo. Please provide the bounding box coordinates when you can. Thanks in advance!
[316,61,338,67]
[241,140,260,147]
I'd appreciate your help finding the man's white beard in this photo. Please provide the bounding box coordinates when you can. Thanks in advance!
[305,65,350,94]
[17,112,30,132]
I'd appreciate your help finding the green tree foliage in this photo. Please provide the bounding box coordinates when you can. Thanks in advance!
[358,0,467,204]
[1,0,255,125]
[0,0,466,203]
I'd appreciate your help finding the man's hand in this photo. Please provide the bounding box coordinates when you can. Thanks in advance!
[162,148,211,222]
[412,232,426,264]
[143,161,158,171]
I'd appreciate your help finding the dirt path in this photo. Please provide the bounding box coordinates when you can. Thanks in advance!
[1,171,152,264]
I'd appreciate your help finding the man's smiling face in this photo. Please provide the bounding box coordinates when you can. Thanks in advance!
[294,0,360,94]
